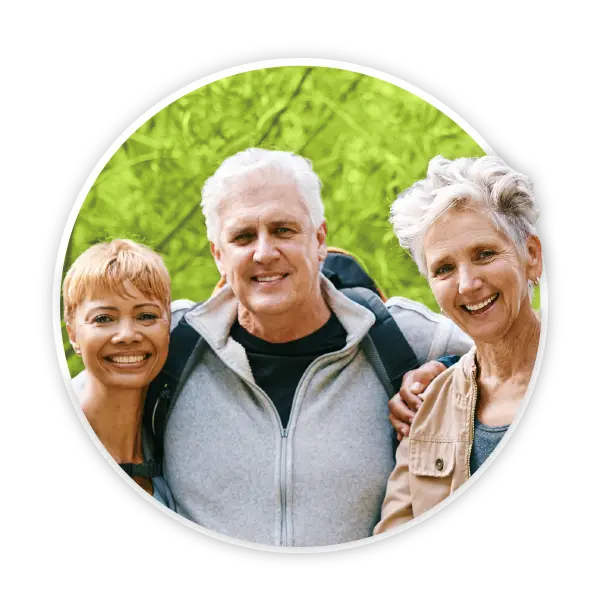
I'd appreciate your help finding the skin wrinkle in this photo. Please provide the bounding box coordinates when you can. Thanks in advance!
[210,179,330,343]
[424,208,542,394]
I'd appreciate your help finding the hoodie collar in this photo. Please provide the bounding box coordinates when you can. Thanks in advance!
[184,273,376,350]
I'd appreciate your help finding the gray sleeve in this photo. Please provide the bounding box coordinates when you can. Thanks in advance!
[385,296,473,365]
[170,299,196,330]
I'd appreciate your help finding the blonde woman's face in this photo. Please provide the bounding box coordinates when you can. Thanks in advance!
[424,209,541,345]
[67,280,170,390]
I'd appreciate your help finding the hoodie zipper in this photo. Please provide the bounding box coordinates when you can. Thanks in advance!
[280,427,288,545]
[263,344,360,546]
[188,322,367,546]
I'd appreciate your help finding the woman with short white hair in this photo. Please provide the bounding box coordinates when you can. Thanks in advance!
[374,155,543,533]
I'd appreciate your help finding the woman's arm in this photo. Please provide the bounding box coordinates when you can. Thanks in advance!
[374,437,414,534]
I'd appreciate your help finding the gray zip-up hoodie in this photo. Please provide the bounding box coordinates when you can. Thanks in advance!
[163,276,472,547]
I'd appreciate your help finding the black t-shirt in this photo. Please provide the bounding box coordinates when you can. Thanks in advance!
[230,313,347,429]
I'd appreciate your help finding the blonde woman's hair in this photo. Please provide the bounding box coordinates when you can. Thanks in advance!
[62,239,171,323]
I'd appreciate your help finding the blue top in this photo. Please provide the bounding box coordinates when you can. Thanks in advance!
[152,475,176,509]
[470,419,509,474]
[141,430,175,510]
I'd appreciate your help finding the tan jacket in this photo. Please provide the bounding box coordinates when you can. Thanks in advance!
[374,347,478,534]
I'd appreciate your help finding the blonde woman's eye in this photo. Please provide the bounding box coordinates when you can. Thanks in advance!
[93,315,112,324]
[138,313,158,321]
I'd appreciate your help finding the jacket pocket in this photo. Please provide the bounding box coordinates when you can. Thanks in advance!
[409,439,456,478]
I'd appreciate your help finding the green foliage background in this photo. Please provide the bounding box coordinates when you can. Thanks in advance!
[62,66,536,377]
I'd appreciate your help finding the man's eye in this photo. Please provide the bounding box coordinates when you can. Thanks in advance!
[275,227,292,235]
[434,264,453,276]
[92,315,113,324]
[233,232,253,243]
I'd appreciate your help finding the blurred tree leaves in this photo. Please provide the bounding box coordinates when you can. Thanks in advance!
[62,66,490,376]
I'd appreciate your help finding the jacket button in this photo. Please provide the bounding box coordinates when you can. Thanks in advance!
[435,458,444,471]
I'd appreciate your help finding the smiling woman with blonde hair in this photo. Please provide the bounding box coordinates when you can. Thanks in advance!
[374,155,542,533]
[63,239,174,507]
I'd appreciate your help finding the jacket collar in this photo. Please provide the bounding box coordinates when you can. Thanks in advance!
[453,346,478,397]
[184,273,376,350]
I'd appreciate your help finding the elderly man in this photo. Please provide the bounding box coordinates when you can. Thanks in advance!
[154,148,472,546]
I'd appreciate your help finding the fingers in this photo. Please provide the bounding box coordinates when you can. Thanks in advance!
[389,414,410,440]
[422,360,447,384]
[389,393,415,423]
[399,384,423,412]
[399,360,447,411]
[388,361,449,440]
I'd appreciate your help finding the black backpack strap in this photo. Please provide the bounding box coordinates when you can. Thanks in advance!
[322,252,381,298]
[341,287,420,394]
[143,308,204,466]
[120,461,162,479]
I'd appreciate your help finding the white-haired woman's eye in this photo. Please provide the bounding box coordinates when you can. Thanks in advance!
[433,263,454,277]
[475,249,496,261]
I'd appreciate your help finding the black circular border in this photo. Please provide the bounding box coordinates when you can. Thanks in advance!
[32,41,565,574]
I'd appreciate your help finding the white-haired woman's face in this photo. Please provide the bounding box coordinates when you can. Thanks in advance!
[423,208,541,345]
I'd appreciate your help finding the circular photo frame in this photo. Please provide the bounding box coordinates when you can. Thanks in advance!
[34,42,557,572]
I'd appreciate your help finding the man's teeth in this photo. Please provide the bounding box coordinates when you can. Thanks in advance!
[255,275,284,282]
[465,293,498,312]
[109,355,148,364]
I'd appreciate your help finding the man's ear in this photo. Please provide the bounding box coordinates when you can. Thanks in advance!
[210,242,225,278]
[525,235,543,281]
[66,322,81,356]
[316,221,328,263]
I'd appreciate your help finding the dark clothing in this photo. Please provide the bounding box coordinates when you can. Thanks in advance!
[230,313,347,428]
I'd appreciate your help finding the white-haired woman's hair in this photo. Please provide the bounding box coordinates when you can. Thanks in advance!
[390,155,540,276]
[201,148,325,244]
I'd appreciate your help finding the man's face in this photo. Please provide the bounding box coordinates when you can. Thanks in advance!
[211,179,327,321]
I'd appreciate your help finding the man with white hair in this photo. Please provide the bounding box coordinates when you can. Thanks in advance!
[156,148,472,547]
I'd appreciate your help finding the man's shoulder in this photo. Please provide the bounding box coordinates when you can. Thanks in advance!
[170,299,197,331]
[385,296,445,323]
[385,296,473,364]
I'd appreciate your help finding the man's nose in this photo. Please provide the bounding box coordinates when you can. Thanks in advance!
[457,265,483,295]
[111,319,142,344]
[253,234,279,263]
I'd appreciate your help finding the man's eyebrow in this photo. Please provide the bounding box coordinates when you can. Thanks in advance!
[227,225,254,236]
[271,219,298,226]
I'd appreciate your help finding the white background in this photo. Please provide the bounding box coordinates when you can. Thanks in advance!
[0,0,598,599]
[568,256,600,352]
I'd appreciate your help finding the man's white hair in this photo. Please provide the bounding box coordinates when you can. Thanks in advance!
[390,155,540,276]
[201,148,325,244]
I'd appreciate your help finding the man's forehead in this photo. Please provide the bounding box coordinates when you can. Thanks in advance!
[221,209,304,230]
[220,186,311,228]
